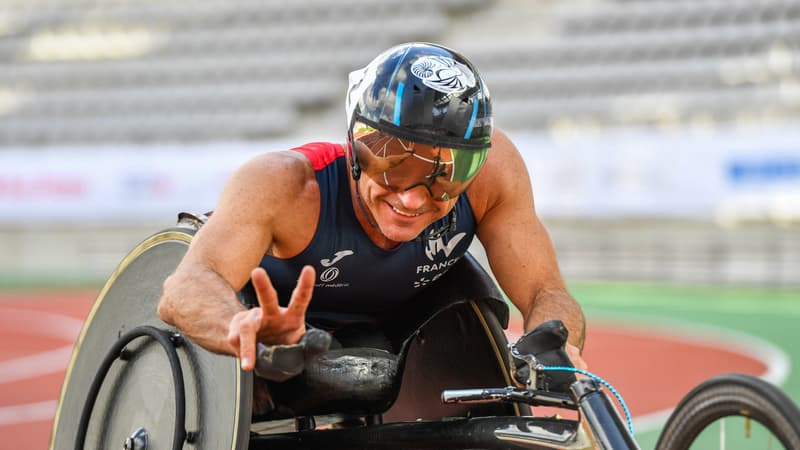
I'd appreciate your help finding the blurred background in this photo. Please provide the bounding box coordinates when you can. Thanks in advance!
[1,0,798,286]
[1,0,799,448]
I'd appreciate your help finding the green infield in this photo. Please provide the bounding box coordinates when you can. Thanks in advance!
[569,281,800,450]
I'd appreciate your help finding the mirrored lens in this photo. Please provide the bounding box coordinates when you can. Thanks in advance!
[352,122,488,201]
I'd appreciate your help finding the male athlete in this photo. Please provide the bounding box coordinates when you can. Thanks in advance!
[157,42,587,376]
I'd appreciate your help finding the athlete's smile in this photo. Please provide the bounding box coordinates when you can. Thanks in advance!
[389,203,422,218]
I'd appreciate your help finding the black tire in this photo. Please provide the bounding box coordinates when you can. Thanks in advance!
[655,373,800,450]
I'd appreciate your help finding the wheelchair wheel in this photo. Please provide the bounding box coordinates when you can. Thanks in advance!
[50,221,252,450]
[655,373,800,450]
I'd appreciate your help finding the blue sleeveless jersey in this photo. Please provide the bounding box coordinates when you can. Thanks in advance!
[259,142,477,324]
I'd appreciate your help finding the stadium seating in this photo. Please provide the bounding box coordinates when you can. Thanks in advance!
[0,0,455,144]
[1,0,798,145]
[1,0,798,286]
[464,0,800,129]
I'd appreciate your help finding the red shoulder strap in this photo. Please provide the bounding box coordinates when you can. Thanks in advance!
[291,142,345,171]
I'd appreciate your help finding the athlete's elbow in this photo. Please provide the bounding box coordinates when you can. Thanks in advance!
[157,274,181,325]
[156,298,173,325]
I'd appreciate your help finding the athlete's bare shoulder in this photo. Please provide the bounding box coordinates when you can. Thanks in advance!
[229,150,317,208]
[239,149,315,189]
[205,149,321,258]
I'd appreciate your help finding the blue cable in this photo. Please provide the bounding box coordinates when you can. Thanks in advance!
[540,366,635,437]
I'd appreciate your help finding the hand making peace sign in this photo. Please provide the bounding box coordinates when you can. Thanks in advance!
[227,265,316,371]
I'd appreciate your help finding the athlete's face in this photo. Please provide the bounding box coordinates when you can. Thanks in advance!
[351,129,465,244]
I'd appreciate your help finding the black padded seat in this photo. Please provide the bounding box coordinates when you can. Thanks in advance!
[267,347,401,417]
[254,252,525,421]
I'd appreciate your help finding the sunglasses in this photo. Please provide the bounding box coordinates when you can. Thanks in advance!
[352,123,488,201]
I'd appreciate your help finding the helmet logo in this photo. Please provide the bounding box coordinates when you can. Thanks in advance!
[411,56,476,94]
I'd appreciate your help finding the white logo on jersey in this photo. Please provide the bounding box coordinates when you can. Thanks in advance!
[424,232,466,261]
[320,267,340,282]
[320,250,354,267]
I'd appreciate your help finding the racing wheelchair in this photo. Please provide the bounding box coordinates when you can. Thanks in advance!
[50,214,800,450]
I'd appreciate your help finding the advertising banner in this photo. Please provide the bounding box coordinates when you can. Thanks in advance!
[1,126,798,223]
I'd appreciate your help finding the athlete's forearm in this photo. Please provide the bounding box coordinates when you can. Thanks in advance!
[158,265,244,355]
[523,289,586,351]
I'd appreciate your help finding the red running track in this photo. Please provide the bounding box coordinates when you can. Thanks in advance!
[0,291,768,450]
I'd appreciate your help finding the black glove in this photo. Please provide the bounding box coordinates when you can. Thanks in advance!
[511,320,576,392]
[254,327,332,382]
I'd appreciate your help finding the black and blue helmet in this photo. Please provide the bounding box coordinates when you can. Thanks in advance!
[345,42,492,181]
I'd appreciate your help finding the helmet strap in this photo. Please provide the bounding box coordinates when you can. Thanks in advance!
[348,127,457,243]
[352,170,458,243]
[347,129,361,180]
[353,173,382,233]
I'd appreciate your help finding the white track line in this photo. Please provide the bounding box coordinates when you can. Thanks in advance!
[0,400,57,427]
[0,306,84,426]
[0,305,790,430]
[0,306,84,339]
[0,346,76,384]
[577,313,791,435]
[0,306,84,384]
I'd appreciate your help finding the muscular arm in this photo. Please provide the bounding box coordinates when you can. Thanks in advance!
[472,130,586,351]
[159,259,245,355]
[157,151,318,359]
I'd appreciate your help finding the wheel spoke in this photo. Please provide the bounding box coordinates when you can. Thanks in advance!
[742,409,751,439]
